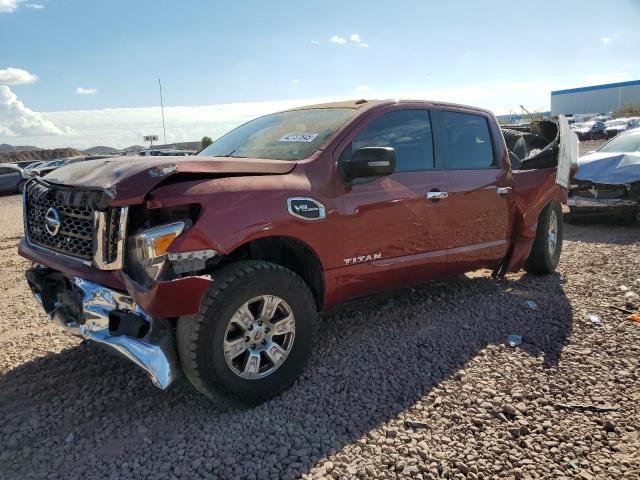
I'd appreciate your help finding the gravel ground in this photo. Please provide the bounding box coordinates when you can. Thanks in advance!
[1,193,639,480]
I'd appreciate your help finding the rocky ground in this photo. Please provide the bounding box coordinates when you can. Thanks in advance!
[0,192,639,480]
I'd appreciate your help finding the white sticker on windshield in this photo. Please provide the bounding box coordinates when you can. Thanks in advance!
[278,132,319,143]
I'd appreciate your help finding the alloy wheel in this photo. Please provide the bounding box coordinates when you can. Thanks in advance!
[223,295,296,379]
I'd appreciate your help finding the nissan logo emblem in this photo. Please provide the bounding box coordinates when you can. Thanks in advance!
[44,207,61,236]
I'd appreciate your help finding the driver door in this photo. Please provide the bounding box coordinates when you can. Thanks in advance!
[334,107,451,298]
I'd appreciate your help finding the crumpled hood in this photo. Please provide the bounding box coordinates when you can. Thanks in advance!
[42,155,297,205]
[574,152,640,185]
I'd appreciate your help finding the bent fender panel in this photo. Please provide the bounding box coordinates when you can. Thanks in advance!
[504,168,564,273]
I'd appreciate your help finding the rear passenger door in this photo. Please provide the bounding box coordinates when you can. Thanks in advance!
[432,109,514,273]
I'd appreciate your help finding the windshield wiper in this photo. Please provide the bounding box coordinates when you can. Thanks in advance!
[220,147,239,157]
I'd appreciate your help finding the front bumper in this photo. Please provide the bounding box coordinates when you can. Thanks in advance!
[26,266,179,389]
[568,195,637,209]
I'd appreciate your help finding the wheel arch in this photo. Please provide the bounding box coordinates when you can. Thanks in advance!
[216,236,325,310]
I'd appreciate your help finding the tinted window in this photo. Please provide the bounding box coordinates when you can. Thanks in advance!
[342,110,434,172]
[440,111,495,169]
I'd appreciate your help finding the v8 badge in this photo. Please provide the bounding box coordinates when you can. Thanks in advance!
[287,197,326,221]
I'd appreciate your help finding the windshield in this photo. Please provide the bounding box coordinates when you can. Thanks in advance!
[598,131,640,153]
[198,108,356,160]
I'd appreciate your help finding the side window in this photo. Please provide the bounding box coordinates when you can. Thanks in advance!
[342,110,434,172]
[439,111,495,169]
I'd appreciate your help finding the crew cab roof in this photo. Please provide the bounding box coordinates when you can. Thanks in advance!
[283,99,494,117]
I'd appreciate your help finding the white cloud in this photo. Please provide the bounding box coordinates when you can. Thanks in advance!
[292,79,300,84]
[2,78,616,149]
[0,85,74,137]
[0,67,39,85]
[25,3,44,8]
[310,40,320,45]
[330,35,346,45]
[350,33,368,47]
[355,84,372,93]
[601,37,611,43]
[76,87,98,95]
[0,0,23,13]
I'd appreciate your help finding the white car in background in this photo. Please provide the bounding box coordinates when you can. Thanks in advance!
[569,129,640,222]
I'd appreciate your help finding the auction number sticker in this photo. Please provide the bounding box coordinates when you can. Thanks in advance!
[278,133,319,143]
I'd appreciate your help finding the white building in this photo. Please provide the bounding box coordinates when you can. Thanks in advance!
[550,80,640,115]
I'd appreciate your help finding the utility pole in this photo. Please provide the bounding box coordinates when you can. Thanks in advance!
[159,78,167,147]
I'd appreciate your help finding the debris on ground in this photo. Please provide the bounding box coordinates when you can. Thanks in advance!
[524,300,538,310]
[588,314,603,327]
[507,334,523,347]
[608,304,634,314]
[554,403,619,413]
[628,313,640,323]
[624,291,639,309]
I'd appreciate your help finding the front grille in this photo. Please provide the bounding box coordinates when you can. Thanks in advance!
[25,182,95,260]
[24,180,128,268]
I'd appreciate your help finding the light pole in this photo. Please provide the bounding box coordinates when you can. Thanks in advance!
[159,78,167,147]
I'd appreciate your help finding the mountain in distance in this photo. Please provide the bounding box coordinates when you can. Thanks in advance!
[123,145,145,152]
[0,144,42,153]
[0,147,84,164]
[82,146,121,155]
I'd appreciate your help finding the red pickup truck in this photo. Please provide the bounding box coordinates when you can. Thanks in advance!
[20,100,576,405]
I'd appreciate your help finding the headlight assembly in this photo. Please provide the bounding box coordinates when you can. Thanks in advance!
[126,221,186,285]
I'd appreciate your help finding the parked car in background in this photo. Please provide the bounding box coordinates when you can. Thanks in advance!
[592,114,613,123]
[21,157,85,179]
[0,163,23,195]
[569,129,640,223]
[20,99,576,405]
[138,149,195,156]
[604,118,640,138]
[572,121,606,140]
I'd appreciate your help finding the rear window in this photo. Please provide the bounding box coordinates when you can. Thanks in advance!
[439,111,495,169]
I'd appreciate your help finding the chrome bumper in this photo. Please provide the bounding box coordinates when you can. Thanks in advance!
[28,272,178,389]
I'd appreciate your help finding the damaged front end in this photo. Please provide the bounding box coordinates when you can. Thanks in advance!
[19,176,219,389]
[569,180,640,219]
[25,268,178,388]
[568,151,640,221]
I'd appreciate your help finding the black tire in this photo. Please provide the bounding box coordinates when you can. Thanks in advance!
[524,201,563,274]
[177,260,319,407]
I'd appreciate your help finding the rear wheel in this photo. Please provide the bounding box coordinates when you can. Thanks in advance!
[177,260,318,406]
[524,201,563,274]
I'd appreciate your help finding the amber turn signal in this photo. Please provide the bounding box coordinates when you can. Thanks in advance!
[154,232,179,255]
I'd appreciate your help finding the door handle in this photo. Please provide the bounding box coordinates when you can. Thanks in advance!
[496,187,512,196]
[426,191,448,201]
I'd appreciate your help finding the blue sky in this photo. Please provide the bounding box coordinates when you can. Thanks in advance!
[1,0,639,148]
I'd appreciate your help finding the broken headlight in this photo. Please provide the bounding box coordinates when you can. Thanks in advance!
[126,221,186,286]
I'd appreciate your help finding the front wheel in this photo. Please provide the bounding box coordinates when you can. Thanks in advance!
[177,260,319,406]
[524,201,563,274]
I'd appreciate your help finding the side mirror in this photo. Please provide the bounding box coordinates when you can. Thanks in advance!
[343,147,396,182]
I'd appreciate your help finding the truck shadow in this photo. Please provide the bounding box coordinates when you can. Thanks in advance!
[0,272,573,478]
